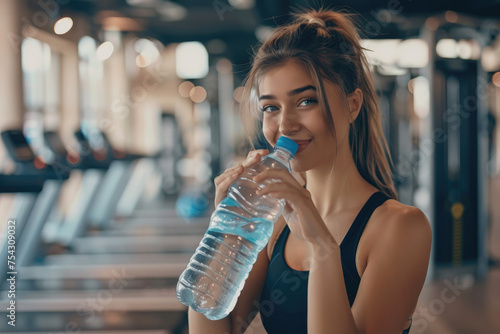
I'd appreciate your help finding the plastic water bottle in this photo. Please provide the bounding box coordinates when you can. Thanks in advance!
[176,136,299,320]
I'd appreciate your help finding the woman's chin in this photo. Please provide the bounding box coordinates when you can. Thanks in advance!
[290,160,310,173]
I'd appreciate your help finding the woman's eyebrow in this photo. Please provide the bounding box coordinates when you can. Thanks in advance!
[258,85,316,101]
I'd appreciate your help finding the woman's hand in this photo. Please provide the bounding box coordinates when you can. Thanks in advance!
[253,169,334,247]
[213,149,269,207]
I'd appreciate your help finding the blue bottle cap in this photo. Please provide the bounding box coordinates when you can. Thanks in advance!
[275,136,299,157]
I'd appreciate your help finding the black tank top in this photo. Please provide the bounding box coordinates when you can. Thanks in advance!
[259,191,411,334]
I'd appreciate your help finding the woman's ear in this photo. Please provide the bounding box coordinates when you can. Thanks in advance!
[347,88,363,123]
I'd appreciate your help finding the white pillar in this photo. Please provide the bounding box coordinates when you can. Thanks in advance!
[103,30,130,152]
[0,0,24,130]
[0,0,25,164]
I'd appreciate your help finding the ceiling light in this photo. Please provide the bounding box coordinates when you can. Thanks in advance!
[457,39,481,60]
[481,46,500,72]
[445,11,458,23]
[492,72,500,88]
[157,1,187,21]
[176,42,209,79]
[134,38,160,67]
[96,41,114,61]
[228,0,255,10]
[190,86,207,103]
[127,0,158,6]
[54,17,73,35]
[361,39,400,66]
[397,39,428,68]
[436,39,458,58]
[376,64,407,76]
[102,16,143,31]
[179,81,195,98]
[425,17,439,31]
[255,26,274,42]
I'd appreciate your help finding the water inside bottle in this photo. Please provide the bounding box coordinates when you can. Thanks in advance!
[177,229,259,320]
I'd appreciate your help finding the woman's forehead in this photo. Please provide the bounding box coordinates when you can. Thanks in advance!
[258,62,313,92]
[260,60,310,79]
[257,65,341,99]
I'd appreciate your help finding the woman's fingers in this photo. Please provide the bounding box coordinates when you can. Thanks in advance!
[256,181,301,198]
[214,164,243,204]
[214,169,243,205]
[242,149,269,168]
[214,149,269,206]
[253,169,302,190]
[219,170,241,189]
[214,149,265,186]
[214,164,243,186]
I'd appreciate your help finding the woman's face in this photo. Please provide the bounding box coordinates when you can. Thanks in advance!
[258,61,352,172]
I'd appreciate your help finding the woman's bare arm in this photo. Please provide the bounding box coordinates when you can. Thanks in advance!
[188,307,232,334]
[307,206,432,334]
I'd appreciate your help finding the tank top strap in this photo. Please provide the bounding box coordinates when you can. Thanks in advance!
[340,191,392,281]
[270,223,291,261]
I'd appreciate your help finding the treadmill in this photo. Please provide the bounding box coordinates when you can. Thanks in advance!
[0,130,190,333]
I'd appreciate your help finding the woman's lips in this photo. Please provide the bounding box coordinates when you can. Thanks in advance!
[295,140,312,154]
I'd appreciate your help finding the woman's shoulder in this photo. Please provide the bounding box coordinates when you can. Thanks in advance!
[377,198,430,225]
[371,198,432,248]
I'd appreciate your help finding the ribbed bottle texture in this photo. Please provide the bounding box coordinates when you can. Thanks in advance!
[177,230,258,320]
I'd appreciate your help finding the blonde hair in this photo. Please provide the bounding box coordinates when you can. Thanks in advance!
[240,8,398,200]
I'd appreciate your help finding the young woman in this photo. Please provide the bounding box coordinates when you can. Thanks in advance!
[189,8,432,334]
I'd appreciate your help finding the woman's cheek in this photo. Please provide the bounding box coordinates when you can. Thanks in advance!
[262,124,276,145]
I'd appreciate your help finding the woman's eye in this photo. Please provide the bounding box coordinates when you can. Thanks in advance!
[299,98,317,107]
[259,105,279,113]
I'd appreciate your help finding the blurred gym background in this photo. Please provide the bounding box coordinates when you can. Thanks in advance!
[0,0,499,333]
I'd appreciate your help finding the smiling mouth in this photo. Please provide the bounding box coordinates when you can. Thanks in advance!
[294,139,312,153]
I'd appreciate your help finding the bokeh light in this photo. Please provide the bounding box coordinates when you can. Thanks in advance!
[96,41,114,61]
[54,17,73,35]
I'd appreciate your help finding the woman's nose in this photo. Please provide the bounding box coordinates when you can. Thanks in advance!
[278,109,300,135]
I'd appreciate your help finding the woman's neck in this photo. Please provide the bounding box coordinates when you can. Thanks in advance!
[305,146,376,219]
